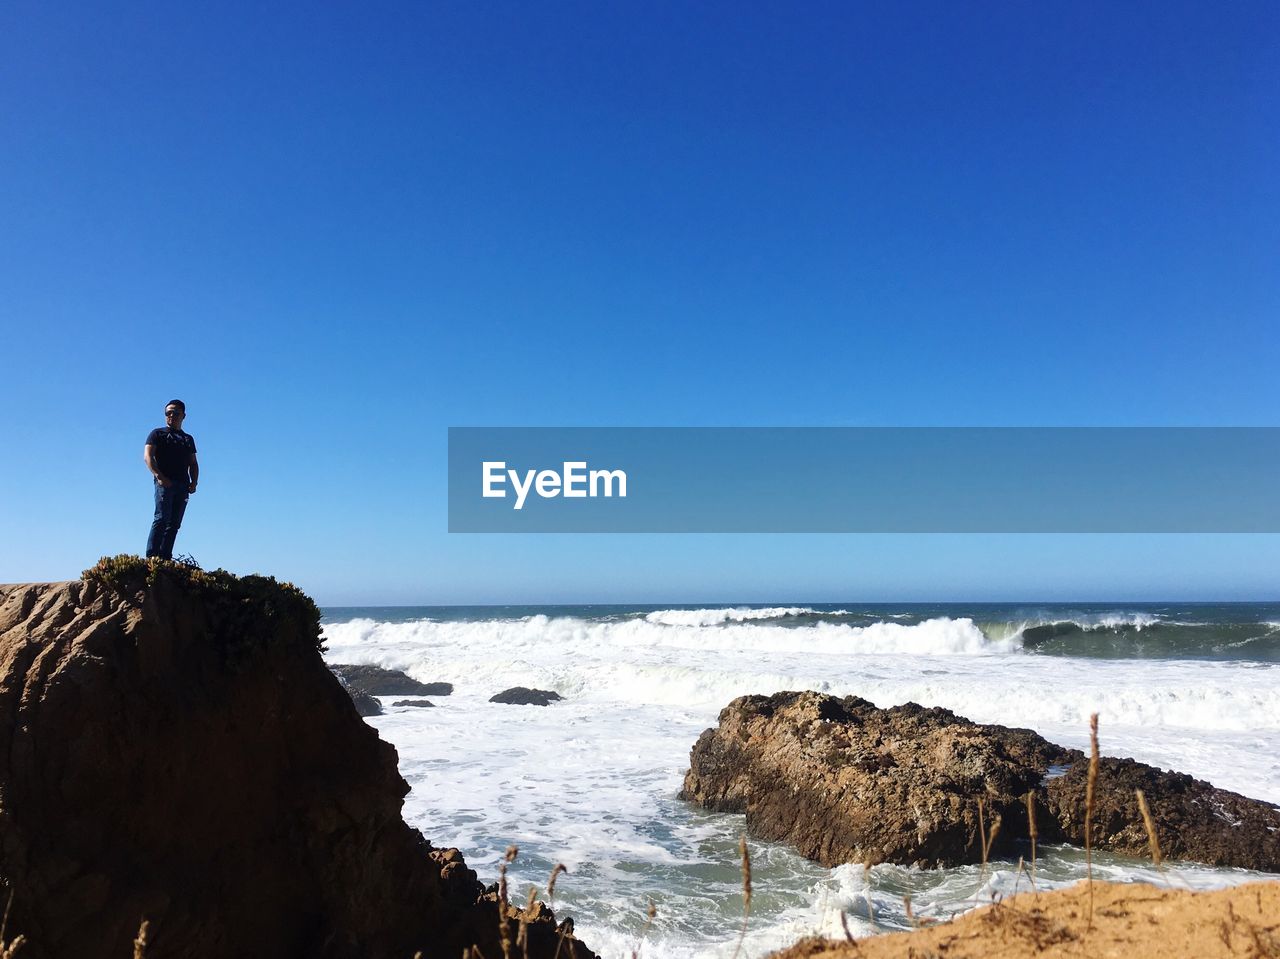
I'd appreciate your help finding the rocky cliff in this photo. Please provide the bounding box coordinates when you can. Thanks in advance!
[0,557,594,959]
[681,691,1280,870]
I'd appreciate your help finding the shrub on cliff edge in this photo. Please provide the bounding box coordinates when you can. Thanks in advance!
[82,554,324,653]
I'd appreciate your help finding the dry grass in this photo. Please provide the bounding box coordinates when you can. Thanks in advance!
[1024,791,1038,879]
[544,862,569,959]
[517,885,539,959]
[466,847,584,959]
[631,901,658,959]
[1135,789,1163,869]
[549,863,574,959]
[977,798,987,867]
[547,863,567,902]
[0,890,22,959]
[730,833,754,959]
[1011,856,1039,898]
[862,862,875,930]
[984,813,1003,865]
[1085,713,1100,928]
[497,845,519,959]
[838,908,860,948]
[976,798,1003,883]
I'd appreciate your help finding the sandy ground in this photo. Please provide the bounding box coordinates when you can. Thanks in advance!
[770,880,1279,958]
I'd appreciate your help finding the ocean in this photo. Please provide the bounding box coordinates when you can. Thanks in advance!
[319,603,1280,958]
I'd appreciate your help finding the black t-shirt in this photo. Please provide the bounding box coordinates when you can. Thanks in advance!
[146,427,197,484]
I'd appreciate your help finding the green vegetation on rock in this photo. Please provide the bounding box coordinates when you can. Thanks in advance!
[82,554,323,653]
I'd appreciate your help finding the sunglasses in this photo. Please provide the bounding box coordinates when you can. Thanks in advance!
[165,409,182,416]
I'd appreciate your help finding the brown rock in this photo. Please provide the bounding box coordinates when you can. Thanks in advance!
[681,691,1074,867]
[681,691,1280,871]
[490,687,563,706]
[1045,756,1280,872]
[0,559,595,959]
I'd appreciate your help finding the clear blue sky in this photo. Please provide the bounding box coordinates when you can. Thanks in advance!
[2,2,1277,603]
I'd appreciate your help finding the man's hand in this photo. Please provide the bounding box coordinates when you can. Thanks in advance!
[188,482,198,494]
[156,476,172,488]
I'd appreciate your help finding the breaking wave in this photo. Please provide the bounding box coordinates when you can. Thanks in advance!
[643,606,832,626]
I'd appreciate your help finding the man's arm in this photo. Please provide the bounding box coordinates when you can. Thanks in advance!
[144,445,171,486]
[188,452,199,494]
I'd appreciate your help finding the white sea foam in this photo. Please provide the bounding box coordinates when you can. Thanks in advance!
[323,613,1015,660]
[324,622,1280,736]
[320,610,1280,958]
[644,606,831,626]
[979,611,1168,644]
[1080,611,1164,630]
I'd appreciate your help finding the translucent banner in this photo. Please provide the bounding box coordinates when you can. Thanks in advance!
[447,427,1280,533]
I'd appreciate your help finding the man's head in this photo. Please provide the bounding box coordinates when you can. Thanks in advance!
[164,399,186,429]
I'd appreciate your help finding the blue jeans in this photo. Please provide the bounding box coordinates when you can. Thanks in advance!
[146,481,189,560]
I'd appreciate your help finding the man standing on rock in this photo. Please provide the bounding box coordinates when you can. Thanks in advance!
[144,399,199,560]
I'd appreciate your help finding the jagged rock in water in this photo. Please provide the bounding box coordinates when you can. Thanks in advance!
[329,664,452,697]
[681,691,1280,871]
[490,687,563,706]
[341,685,383,716]
[681,691,1071,867]
[392,699,436,708]
[0,558,594,959]
[1044,755,1280,871]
